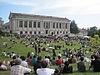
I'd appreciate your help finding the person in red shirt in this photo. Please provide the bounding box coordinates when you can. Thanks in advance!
[56,56,63,66]
[27,56,32,66]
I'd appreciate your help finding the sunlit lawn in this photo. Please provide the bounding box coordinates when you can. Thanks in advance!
[0,37,100,75]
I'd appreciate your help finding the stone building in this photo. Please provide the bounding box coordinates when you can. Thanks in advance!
[5,13,71,36]
[0,17,4,30]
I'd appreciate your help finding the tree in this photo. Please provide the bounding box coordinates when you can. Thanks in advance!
[87,26,98,37]
[0,29,5,36]
[97,29,100,37]
[70,20,79,34]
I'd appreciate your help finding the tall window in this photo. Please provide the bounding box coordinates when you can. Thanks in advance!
[66,23,67,29]
[44,22,50,29]
[48,22,50,28]
[46,22,48,28]
[53,23,55,28]
[19,21,23,27]
[24,21,28,27]
[29,21,32,28]
[33,21,36,28]
[38,22,40,28]
[56,23,58,28]
[44,22,46,28]
[59,23,61,28]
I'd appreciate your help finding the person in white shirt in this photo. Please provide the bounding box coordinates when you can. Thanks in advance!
[0,60,7,70]
[20,56,28,67]
[44,56,50,67]
[10,59,31,75]
[37,61,55,75]
[58,52,62,57]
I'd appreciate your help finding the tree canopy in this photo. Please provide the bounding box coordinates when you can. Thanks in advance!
[70,20,79,34]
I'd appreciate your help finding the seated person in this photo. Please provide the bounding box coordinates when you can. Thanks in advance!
[62,61,73,73]
[10,59,31,75]
[77,57,86,72]
[56,56,63,66]
[36,61,55,75]
[54,68,60,75]
[0,60,7,71]
[10,56,16,67]
[51,57,56,65]
[91,55,100,72]
[20,56,28,67]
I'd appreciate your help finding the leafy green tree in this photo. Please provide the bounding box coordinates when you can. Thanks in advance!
[87,26,98,37]
[97,29,100,37]
[0,29,4,36]
[70,20,79,34]
[94,35,99,40]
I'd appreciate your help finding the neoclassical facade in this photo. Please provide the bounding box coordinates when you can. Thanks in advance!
[7,13,71,36]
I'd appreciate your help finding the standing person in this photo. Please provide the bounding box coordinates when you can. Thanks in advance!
[52,49,56,57]
[34,43,38,56]
[10,59,31,75]
[77,57,86,72]
[27,52,31,58]
[36,61,55,75]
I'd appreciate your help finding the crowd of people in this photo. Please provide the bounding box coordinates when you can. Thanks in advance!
[0,35,100,75]
[0,54,100,75]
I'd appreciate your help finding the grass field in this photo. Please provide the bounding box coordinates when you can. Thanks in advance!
[0,37,100,75]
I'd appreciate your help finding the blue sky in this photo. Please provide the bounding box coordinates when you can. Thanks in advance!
[0,0,100,29]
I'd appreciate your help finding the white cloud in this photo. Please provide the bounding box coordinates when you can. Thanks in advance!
[0,0,37,6]
[11,1,36,6]
[31,0,100,15]
[1,0,100,15]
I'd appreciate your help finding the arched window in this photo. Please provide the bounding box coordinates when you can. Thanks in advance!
[20,31,23,34]
[30,31,32,34]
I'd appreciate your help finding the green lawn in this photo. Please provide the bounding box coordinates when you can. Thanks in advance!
[0,37,100,75]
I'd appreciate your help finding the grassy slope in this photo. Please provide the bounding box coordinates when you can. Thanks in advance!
[0,37,100,75]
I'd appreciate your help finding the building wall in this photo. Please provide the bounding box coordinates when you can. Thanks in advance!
[9,13,71,36]
[0,17,4,29]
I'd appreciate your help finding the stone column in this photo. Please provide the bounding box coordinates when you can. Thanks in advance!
[67,23,70,33]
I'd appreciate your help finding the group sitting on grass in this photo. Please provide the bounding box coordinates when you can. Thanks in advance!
[1,36,100,75]
[0,54,100,75]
